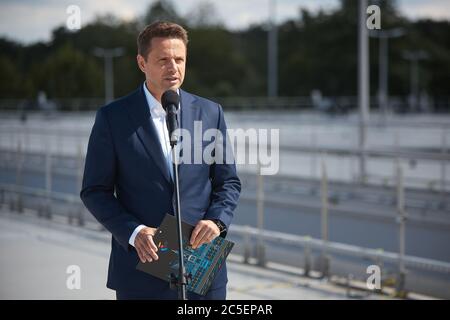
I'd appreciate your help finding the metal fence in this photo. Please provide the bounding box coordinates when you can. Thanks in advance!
[1,143,450,298]
[2,95,450,112]
[1,122,449,191]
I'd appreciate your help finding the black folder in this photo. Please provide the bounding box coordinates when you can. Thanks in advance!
[136,214,234,296]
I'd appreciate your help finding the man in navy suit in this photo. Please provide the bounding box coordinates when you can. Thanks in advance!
[80,21,241,300]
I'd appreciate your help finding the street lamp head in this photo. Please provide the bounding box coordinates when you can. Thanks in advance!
[93,47,105,57]
[402,50,429,61]
[369,27,406,39]
[387,27,405,38]
[112,47,125,56]
[92,47,125,58]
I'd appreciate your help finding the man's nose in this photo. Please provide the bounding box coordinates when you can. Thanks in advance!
[167,59,177,72]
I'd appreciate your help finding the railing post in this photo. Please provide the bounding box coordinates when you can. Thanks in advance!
[310,130,317,178]
[320,155,330,279]
[392,131,399,188]
[9,127,14,150]
[243,226,251,264]
[303,236,311,277]
[77,143,85,226]
[256,162,266,267]
[45,144,52,219]
[346,273,354,298]
[15,140,23,213]
[0,187,4,206]
[396,159,408,298]
[24,121,29,152]
[57,127,62,155]
[375,248,384,294]
[441,130,447,195]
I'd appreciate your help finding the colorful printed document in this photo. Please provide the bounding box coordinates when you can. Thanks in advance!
[136,214,234,296]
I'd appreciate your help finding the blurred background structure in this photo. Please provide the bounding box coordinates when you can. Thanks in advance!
[0,0,449,299]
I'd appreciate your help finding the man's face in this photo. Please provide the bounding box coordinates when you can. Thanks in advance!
[137,37,186,101]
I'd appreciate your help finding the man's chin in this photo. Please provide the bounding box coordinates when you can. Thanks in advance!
[164,84,181,92]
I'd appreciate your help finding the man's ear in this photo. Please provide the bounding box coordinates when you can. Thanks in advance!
[136,54,146,73]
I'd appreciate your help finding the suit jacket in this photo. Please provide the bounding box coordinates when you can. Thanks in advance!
[80,85,241,297]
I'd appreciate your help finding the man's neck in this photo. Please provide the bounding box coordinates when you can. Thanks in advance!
[144,81,162,103]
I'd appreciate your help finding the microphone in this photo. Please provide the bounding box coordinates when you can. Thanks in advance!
[161,90,180,147]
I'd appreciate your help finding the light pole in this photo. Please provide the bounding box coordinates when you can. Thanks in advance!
[93,47,125,104]
[358,0,369,184]
[369,28,405,123]
[267,0,278,98]
[403,50,428,112]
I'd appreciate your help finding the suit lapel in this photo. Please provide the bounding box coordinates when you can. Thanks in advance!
[126,85,173,185]
[179,89,199,175]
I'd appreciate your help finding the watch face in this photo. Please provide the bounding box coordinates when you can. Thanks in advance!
[216,220,225,232]
[211,219,225,232]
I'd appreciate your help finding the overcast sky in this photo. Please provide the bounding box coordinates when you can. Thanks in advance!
[1,0,449,44]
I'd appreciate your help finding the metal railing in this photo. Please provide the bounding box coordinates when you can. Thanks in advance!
[1,120,449,191]
[230,224,450,275]
[2,96,450,112]
[2,180,450,299]
[2,145,450,297]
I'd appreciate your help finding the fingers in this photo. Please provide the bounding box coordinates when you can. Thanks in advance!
[144,234,159,256]
[190,220,220,249]
[136,246,152,263]
[193,230,215,249]
[137,236,159,261]
[191,228,209,249]
[135,243,147,263]
[190,223,202,247]
[146,235,159,260]
[135,228,159,263]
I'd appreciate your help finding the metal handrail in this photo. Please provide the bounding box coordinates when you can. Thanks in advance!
[4,180,449,275]
[230,224,450,274]
[0,183,79,203]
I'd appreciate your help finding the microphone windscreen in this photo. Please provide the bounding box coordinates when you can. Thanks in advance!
[161,90,180,111]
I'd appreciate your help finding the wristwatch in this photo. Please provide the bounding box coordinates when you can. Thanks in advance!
[211,219,227,234]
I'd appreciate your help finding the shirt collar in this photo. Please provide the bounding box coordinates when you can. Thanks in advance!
[143,82,180,119]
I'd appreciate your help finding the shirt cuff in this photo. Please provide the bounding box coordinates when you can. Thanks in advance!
[129,224,146,247]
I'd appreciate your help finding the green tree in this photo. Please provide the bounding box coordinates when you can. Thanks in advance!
[143,0,185,25]
[0,55,22,98]
[33,43,102,99]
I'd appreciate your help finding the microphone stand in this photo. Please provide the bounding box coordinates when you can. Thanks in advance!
[170,131,187,300]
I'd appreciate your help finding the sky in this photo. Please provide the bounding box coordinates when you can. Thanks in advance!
[0,0,449,44]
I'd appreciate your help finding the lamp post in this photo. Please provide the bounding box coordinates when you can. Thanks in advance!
[267,0,278,98]
[93,47,125,104]
[402,50,428,113]
[358,0,369,184]
[369,28,405,123]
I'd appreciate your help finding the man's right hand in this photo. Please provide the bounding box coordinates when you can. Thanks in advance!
[134,227,159,263]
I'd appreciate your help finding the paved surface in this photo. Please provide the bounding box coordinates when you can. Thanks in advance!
[0,207,398,300]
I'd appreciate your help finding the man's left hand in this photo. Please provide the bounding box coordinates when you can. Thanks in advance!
[190,220,220,249]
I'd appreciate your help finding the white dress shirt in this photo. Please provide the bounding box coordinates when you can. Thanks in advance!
[128,82,179,247]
